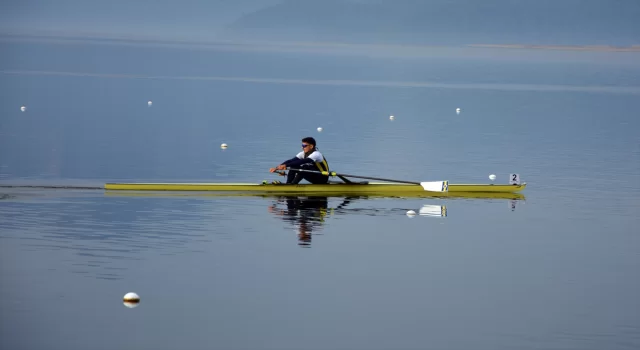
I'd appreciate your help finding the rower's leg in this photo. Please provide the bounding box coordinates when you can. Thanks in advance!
[287,166,304,184]
[291,172,304,184]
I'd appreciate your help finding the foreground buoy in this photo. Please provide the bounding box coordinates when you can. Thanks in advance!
[20,106,26,112]
[456,108,461,115]
[489,174,496,181]
[389,115,395,120]
[406,210,416,217]
[220,143,228,149]
[147,100,152,106]
[123,292,140,308]
[317,127,323,132]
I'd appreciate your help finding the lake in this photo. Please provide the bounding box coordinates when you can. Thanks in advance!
[1,37,639,350]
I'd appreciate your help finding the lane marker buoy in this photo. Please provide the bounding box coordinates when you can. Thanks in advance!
[123,292,140,308]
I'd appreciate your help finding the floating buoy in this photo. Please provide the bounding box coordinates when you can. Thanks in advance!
[389,115,395,120]
[147,101,152,106]
[456,108,461,114]
[317,127,323,132]
[20,106,26,112]
[406,210,416,217]
[220,143,228,149]
[489,174,496,181]
[123,292,139,302]
[123,292,140,308]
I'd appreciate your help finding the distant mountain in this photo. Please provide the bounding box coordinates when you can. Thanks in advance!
[222,0,640,45]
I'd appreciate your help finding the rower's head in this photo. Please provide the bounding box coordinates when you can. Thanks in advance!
[301,137,316,152]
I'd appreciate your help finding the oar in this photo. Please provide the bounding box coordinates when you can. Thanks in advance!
[281,168,448,192]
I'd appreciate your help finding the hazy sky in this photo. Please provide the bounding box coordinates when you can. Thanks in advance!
[0,0,282,39]
[1,0,638,45]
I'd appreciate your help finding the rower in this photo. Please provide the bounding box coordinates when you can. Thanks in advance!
[269,137,330,184]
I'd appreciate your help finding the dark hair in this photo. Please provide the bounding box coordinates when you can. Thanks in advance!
[301,137,316,146]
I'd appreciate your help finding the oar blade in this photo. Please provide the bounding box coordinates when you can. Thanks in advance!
[420,181,449,192]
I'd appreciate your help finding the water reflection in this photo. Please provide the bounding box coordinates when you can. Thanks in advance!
[267,196,357,247]
[0,189,227,280]
[0,189,526,269]
[266,196,458,245]
[419,204,448,217]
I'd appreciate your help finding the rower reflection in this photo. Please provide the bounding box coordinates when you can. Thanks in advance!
[267,196,356,247]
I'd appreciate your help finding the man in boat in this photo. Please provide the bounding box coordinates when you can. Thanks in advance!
[269,137,330,184]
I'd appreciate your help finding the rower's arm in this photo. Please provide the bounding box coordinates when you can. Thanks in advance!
[282,157,314,167]
[280,157,298,166]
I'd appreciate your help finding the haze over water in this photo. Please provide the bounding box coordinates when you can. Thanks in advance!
[1,1,640,349]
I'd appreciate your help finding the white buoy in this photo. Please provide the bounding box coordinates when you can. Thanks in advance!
[220,143,228,149]
[456,108,461,114]
[123,292,139,301]
[389,115,395,120]
[20,106,26,112]
[406,210,416,217]
[123,292,140,308]
[147,101,152,106]
[317,127,323,132]
[489,174,496,181]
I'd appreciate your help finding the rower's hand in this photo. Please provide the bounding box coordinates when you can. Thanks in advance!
[276,164,287,170]
[269,168,276,173]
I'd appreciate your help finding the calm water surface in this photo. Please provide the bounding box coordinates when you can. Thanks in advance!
[1,39,639,350]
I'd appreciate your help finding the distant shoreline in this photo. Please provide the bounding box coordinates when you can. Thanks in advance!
[468,44,640,52]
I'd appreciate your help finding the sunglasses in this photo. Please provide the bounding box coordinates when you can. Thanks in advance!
[301,144,310,148]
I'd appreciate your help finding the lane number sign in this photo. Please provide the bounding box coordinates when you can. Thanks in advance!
[509,173,521,185]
